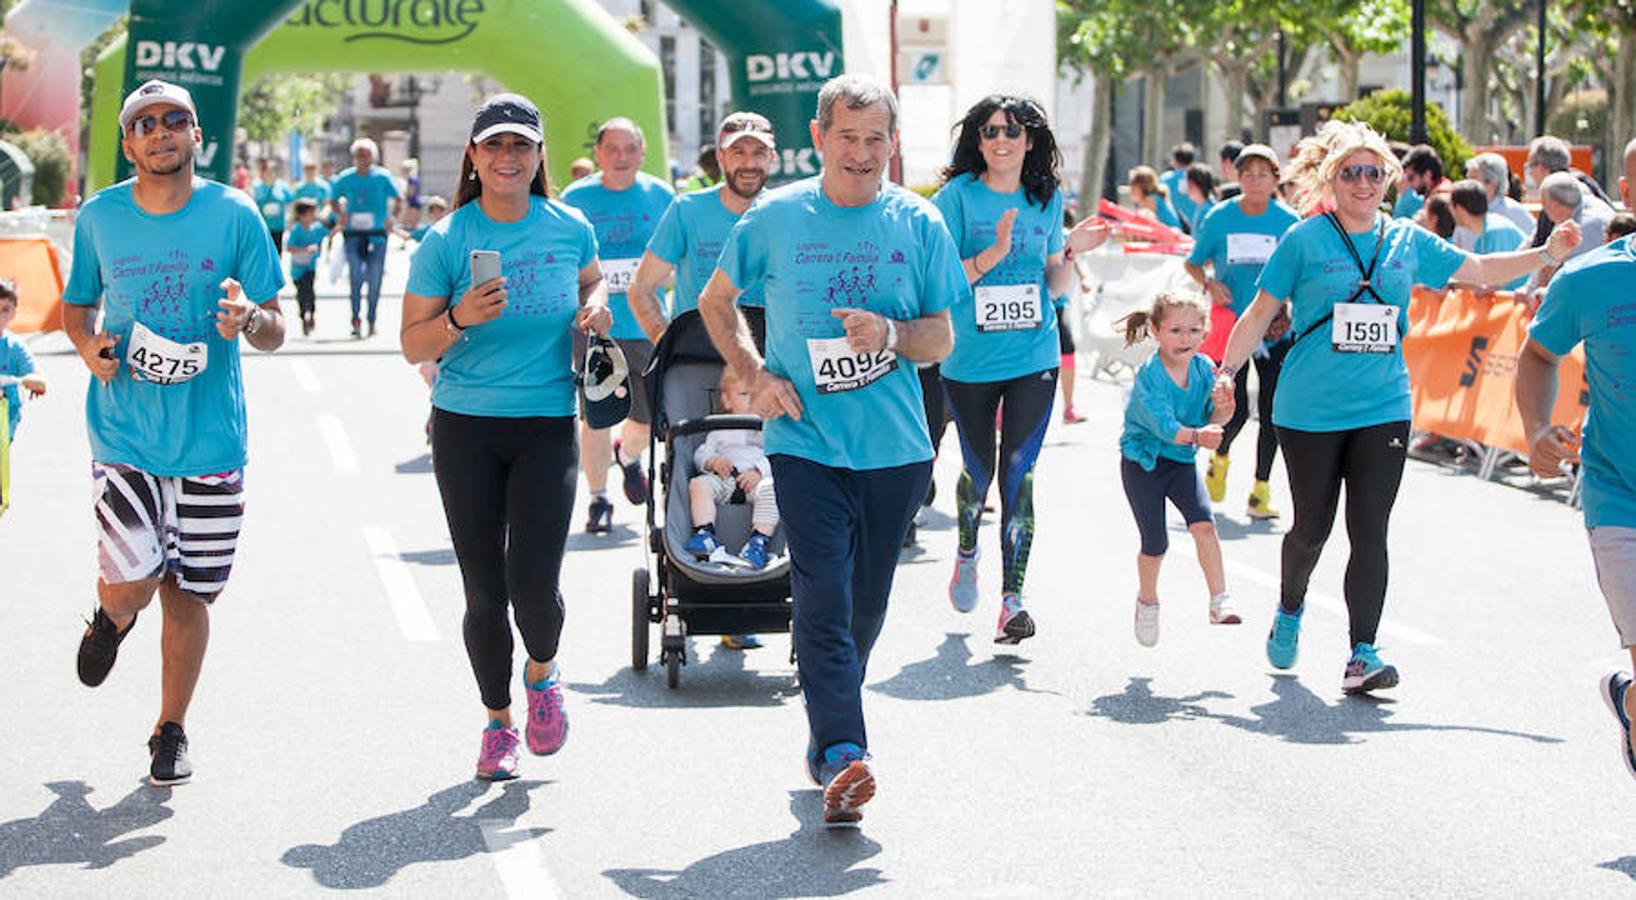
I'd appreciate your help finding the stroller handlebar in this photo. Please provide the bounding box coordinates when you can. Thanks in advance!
[667,414,764,442]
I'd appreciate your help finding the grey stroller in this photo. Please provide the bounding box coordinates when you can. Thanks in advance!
[631,309,792,688]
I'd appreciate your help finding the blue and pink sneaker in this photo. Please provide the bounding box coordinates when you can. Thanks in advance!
[476,724,520,781]
[524,665,569,756]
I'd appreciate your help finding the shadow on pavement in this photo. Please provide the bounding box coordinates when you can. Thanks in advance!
[602,790,885,898]
[1597,857,1636,881]
[566,525,641,552]
[1209,515,1281,542]
[395,454,433,475]
[570,642,800,709]
[0,781,173,879]
[868,633,1051,701]
[1088,675,1562,746]
[399,548,457,567]
[282,779,549,889]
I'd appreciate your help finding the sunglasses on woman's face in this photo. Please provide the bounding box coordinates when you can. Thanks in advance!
[1337,164,1386,185]
[980,123,1025,141]
[130,110,195,138]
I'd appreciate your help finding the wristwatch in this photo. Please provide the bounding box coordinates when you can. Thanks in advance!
[1538,245,1563,267]
[244,304,264,335]
[883,316,899,352]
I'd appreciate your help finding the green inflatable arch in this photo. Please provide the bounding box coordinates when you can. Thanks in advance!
[86,0,668,192]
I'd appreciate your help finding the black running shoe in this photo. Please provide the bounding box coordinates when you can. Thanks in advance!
[148,722,192,786]
[585,496,614,534]
[78,608,136,687]
[615,441,648,505]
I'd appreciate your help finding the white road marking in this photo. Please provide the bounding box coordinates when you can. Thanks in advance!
[1168,542,1444,646]
[361,527,439,642]
[480,820,560,900]
[315,414,359,474]
[290,359,322,393]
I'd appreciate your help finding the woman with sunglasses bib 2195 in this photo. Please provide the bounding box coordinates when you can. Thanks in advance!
[1216,119,1581,694]
[932,95,1109,644]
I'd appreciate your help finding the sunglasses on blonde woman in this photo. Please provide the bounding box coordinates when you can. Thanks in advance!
[1337,164,1386,185]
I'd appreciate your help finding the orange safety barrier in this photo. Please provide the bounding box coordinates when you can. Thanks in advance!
[1404,286,1587,457]
[0,236,65,333]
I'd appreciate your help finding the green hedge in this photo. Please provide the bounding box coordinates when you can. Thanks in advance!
[1332,88,1472,176]
[5,128,72,207]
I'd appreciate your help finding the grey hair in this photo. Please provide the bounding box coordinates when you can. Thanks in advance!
[1528,135,1572,172]
[349,137,379,159]
[1466,152,1511,198]
[1539,171,1584,209]
[596,117,645,148]
[815,74,898,134]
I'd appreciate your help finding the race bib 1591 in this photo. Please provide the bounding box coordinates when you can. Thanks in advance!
[1331,303,1399,354]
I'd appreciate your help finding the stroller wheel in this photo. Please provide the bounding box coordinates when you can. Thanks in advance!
[631,568,650,671]
[666,646,682,689]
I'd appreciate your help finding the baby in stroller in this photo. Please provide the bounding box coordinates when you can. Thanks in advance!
[684,369,777,571]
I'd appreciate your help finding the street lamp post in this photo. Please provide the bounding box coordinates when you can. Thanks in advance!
[1535,0,1547,137]
[1410,0,1427,144]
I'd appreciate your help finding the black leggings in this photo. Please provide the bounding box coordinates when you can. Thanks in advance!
[294,271,316,318]
[432,410,577,711]
[943,369,1057,594]
[920,364,951,454]
[1276,421,1409,646]
[1219,339,1289,481]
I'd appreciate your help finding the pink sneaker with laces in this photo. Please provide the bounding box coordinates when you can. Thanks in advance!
[524,666,569,756]
[476,725,520,781]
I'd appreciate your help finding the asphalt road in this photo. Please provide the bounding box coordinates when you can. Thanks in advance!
[3,258,1634,897]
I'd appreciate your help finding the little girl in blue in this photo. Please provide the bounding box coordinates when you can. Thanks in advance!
[1117,291,1237,648]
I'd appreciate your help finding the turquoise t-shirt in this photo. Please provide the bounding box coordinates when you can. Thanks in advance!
[1186,196,1300,316]
[1392,188,1423,220]
[645,185,764,315]
[561,171,675,340]
[1,331,36,439]
[1161,168,1199,230]
[716,177,965,470]
[405,196,597,419]
[286,221,327,277]
[1472,213,1528,290]
[1256,213,1467,432]
[1529,236,1636,529]
[1152,195,1181,229]
[252,180,292,233]
[62,178,286,476]
[932,173,1063,382]
[292,178,331,207]
[1120,352,1218,470]
[331,166,399,242]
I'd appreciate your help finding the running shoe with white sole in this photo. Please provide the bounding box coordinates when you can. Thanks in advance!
[614,440,648,505]
[817,743,874,827]
[1134,597,1160,647]
[523,667,568,756]
[995,592,1035,645]
[1600,671,1636,781]
[585,496,614,534]
[476,725,521,781]
[1341,642,1399,694]
[1266,604,1303,669]
[1209,592,1242,625]
[147,721,192,786]
[948,548,980,613]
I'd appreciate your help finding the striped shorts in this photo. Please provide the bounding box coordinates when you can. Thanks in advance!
[93,462,245,601]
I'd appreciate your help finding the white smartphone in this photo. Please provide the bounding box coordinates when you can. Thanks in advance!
[469,250,502,286]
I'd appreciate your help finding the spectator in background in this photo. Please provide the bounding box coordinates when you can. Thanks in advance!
[679,143,721,193]
[1217,140,1244,201]
[1526,135,1616,248]
[1394,144,1451,221]
[1128,165,1181,229]
[1181,162,1217,234]
[1418,194,1456,240]
[1522,170,1616,297]
[252,157,292,255]
[398,158,422,232]
[1447,179,1528,290]
[1161,142,1199,228]
[1466,152,1536,235]
[568,157,595,181]
[1607,212,1636,243]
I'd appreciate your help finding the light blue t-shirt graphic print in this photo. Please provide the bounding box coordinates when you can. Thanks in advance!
[716,177,965,470]
[62,178,286,477]
[932,174,1063,383]
[562,171,675,340]
[1186,196,1300,316]
[1530,236,1636,529]
[406,196,597,419]
[1256,213,1466,432]
[645,185,764,315]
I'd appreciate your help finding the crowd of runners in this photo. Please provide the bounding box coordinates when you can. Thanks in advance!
[13,71,1634,830]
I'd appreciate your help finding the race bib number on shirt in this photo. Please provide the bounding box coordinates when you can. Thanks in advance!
[1226,233,1277,266]
[349,211,376,230]
[807,336,898,394]
[1331,303,1399,354]
[126,321,208,385]
[290,246,317,264]
[261,201,283,218]
[974,284,1043,332]
[601,258,640,295]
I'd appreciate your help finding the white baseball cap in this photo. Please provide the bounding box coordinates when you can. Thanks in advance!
[119,80,198,132]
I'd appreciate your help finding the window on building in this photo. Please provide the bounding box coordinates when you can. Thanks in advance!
[660,36,677,137]
[640,0,655,26]
[699,38,718,140]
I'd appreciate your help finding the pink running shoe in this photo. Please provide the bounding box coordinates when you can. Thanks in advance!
[476,725,520,781]
[524,669,569,756]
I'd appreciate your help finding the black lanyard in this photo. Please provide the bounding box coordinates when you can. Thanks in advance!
[1294,212,1389,345]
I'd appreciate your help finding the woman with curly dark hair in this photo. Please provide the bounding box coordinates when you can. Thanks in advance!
[933,94,1108,643]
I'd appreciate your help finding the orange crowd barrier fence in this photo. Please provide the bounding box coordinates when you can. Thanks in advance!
[0,236,65,333]
[1404,286,1587,457]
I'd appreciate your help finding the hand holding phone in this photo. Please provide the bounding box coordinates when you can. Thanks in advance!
[455,250,507,327]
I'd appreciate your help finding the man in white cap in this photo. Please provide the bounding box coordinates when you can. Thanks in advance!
[63,79,287,786]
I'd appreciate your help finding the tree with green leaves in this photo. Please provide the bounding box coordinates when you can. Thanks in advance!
[238,73,351,150]
[1562,0,1636,184]
[1425,0,1535,143]
[1307,0,1412,104]
[1197,0,1282,142]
